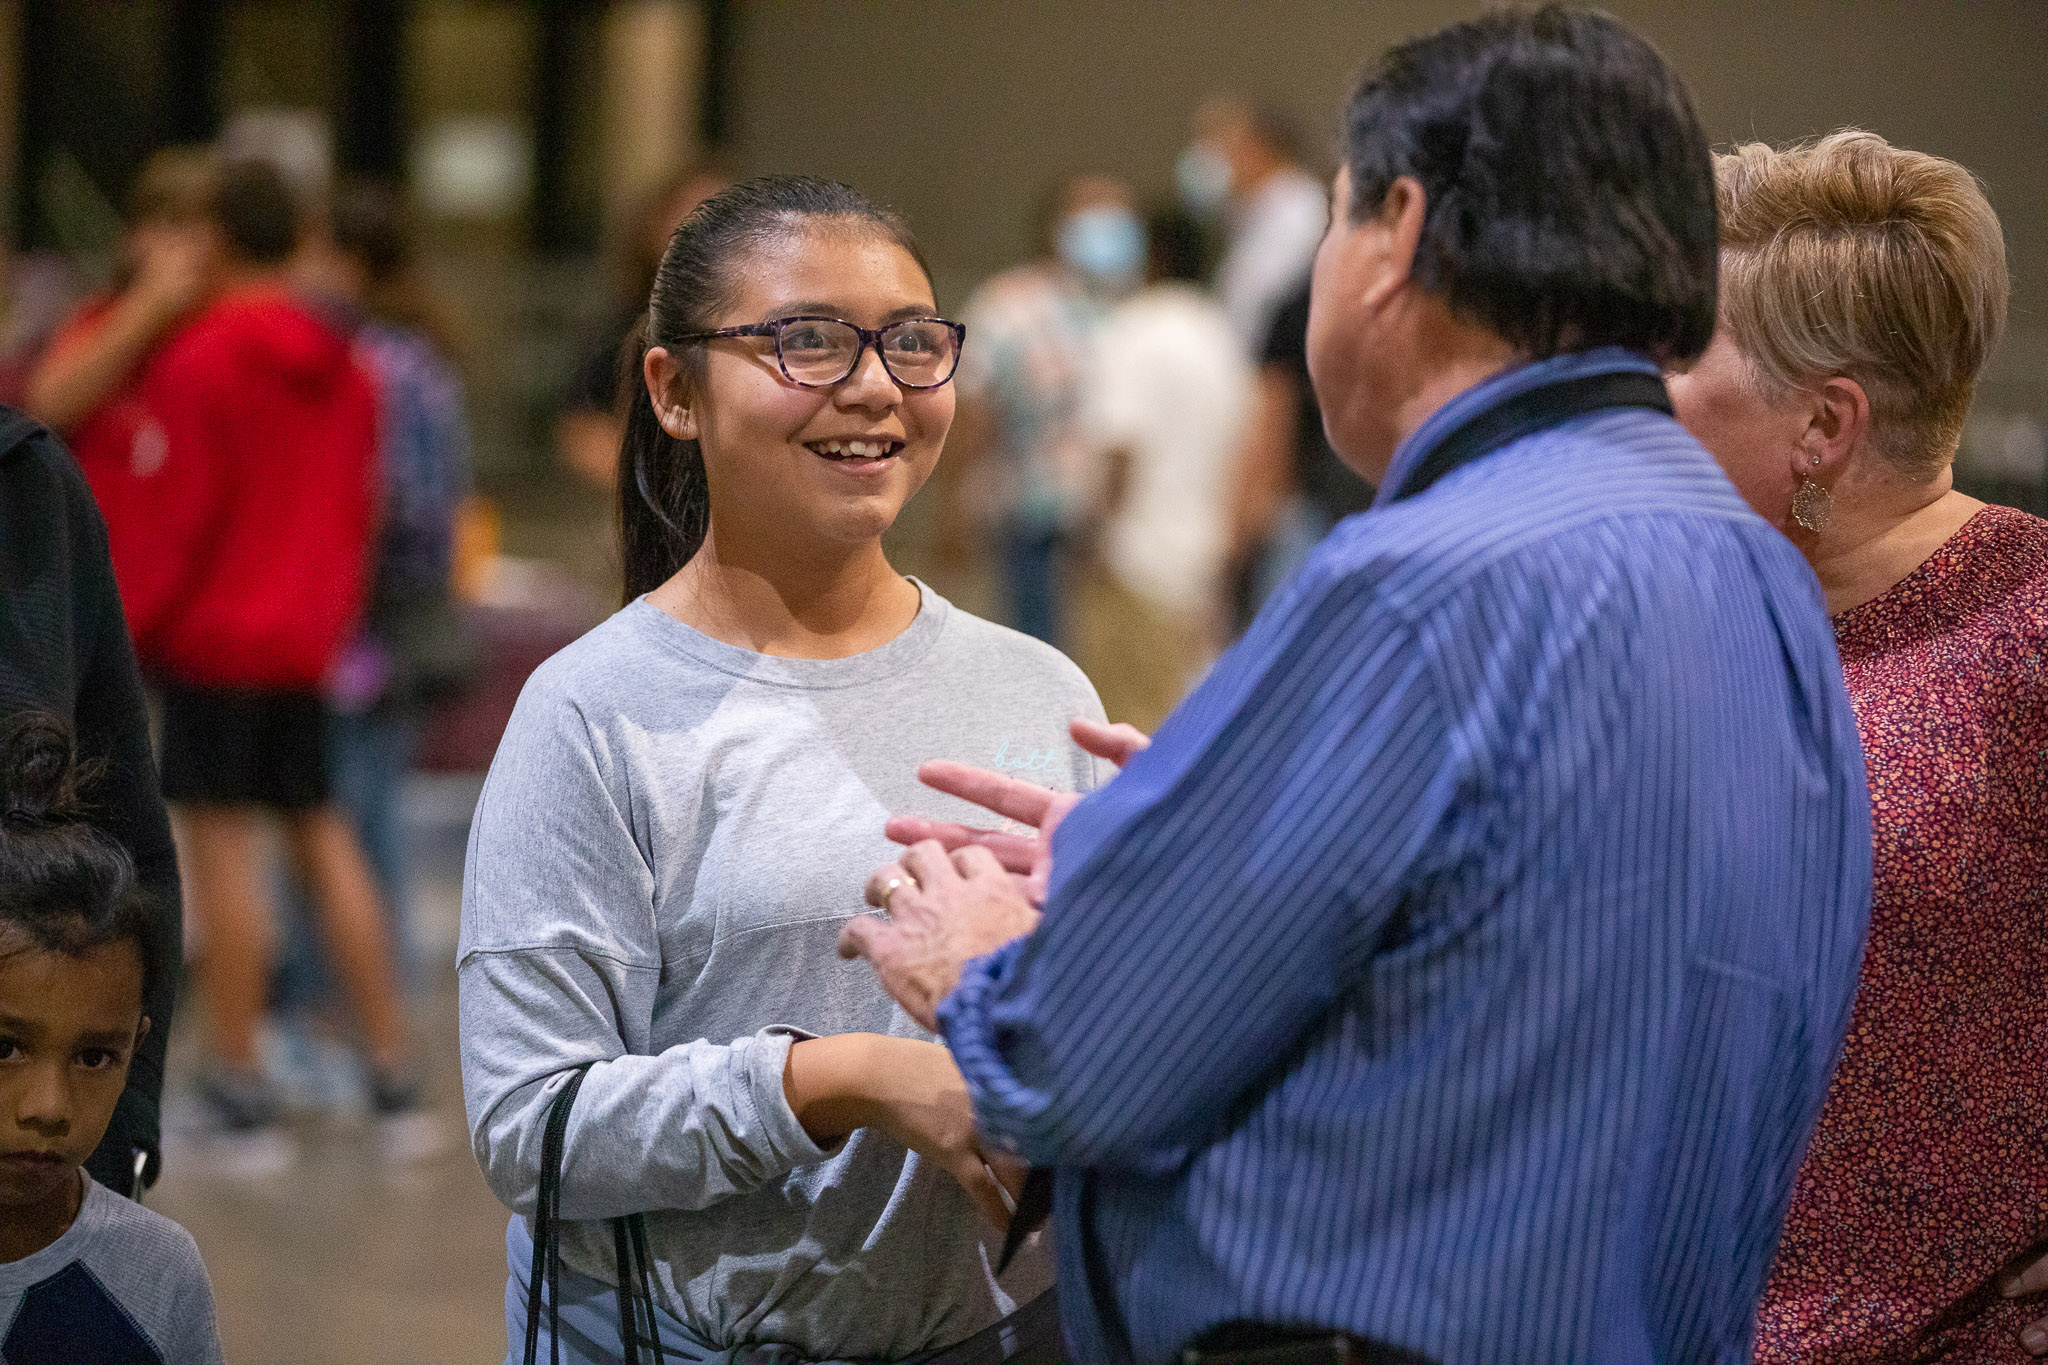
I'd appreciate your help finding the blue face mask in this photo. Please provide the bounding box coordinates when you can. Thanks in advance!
[1058,207,1146,287]
[1176,144,1233,215]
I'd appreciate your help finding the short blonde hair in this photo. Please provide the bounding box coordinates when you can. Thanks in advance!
[1714,129,2008,478]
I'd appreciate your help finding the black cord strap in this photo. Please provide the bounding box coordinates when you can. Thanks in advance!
[523,1065,667,1365]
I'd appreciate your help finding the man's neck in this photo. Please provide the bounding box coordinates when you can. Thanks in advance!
[0,1167,83,1263]
[1804,462,1982,616]
[649,531,919,659]
[1377,326,1528,476]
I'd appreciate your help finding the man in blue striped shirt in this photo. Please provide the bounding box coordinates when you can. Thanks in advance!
[843,9,1872,1362]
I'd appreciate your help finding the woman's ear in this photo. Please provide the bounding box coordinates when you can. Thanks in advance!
[1794,374,1871,483]
[644,347,700,442]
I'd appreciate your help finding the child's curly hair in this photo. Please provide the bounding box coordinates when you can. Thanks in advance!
[0,710,162,1007]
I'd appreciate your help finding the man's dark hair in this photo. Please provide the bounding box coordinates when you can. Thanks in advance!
[1342,4,1717,365]
[212,158,301,265]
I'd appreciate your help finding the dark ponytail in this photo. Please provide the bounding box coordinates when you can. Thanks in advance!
[617,174,932,603]
[0,711,161,1008]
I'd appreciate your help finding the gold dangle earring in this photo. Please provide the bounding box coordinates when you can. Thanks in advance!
[1792,455,1833,533]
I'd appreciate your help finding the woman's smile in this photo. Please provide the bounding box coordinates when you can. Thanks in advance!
[803,434,906,472]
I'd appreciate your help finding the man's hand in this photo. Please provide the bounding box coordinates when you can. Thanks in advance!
[2003,1247,2048,1354]
[842,717,1152,1030]
[883,717,1150,905]
[840,841,1040,1032]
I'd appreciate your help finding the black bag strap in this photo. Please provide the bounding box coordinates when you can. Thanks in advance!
[996,1166,1055,1274]
[523,1064,669,1365]
[1383,369,1672,505]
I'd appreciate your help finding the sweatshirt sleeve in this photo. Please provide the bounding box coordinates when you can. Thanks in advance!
[53,440,181,1190]
[167,1225,227,1365]
[458,670,839,1221]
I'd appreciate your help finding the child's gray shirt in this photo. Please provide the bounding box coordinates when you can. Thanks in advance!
[459,583,1106,1359]
[0,1173,224,1365]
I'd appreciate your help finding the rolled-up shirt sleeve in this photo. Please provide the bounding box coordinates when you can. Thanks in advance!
[939,571,1462,1169]
[458,677,838,1222]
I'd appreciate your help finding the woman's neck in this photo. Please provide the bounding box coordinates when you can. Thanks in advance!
[1804,463,1983,617]
[0,1166,83,1263]
[647,531,921,658]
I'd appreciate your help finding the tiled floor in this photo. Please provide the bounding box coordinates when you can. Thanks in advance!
[148,778,513,1365]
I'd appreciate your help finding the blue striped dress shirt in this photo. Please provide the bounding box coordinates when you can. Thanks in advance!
[937,349,1873,1363]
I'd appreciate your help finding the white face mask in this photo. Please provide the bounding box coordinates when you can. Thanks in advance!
[1176,144,1233,215]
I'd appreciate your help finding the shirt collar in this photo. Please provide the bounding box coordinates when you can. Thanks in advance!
[1372,347,1663,509]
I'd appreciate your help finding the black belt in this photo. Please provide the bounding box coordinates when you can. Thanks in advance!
[1178,1324,1436,1365]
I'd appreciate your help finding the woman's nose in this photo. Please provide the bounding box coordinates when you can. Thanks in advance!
[836,343,901,408]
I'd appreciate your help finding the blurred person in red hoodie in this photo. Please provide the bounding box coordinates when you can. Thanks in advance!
[26,149,225,567]
[135,160,424,1166]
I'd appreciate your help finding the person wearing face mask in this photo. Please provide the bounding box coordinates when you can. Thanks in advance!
[945,174,1140,648]
[1178,96,1329,353]
[1075,208,1252,730]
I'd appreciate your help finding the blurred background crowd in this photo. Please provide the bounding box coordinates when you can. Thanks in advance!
[1,2,2043,1360]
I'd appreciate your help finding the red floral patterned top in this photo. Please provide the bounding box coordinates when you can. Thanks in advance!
[1756,505,2048,1363]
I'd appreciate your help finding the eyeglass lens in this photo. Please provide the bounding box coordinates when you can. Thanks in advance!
[778,319,958,387]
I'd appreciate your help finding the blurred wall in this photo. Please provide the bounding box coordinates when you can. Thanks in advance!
[724,0,2048,492]
[725,0,2046,318]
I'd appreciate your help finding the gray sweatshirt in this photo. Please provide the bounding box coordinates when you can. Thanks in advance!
[0,1173,224,1364]
[459,583,1105,1359]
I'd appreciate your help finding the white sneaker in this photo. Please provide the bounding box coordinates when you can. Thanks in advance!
[165,1069,299,1180]
[368,1067,449,1164]
[375,1108,451,1164]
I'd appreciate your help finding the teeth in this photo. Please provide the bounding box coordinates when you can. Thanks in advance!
[813,439,894,458]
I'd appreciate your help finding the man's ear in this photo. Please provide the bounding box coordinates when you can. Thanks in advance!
[1361,176,1427,314]
[1795,374,1871,483]
[643,347,699,442]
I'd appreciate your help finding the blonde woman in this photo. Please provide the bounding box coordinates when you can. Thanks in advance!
[1668,129,2048,1362]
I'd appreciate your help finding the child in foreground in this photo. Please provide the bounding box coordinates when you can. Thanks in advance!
[0,711,223,1364]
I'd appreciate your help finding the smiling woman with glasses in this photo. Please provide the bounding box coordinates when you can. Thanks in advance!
[457,175,1104,1365]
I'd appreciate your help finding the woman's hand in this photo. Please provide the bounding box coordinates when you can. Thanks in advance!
[783,1034,1021,1227]
[2004,1248,2048,1354]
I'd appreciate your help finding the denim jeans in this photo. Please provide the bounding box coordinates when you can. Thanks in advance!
[1000,522,1067,649]
[273,707,422,1016]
